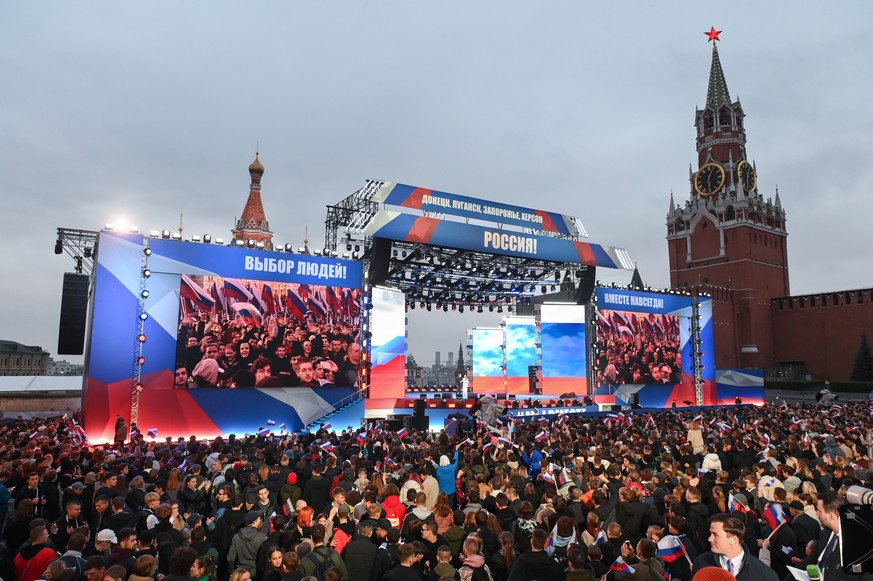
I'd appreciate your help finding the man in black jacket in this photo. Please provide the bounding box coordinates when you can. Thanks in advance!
[691,514,777,581]
[507,528,564,580]
[303,464,331,515]
[342,521,391,581]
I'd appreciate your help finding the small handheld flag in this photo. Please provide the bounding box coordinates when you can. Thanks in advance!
[764,504,789,531]
[657,535,684,563]
[147,428,158,438]
[610,557,635,574]
[266,419,276,426]
[396,427,409,439]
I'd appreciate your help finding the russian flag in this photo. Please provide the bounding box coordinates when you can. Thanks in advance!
[497,437,513,447]
[223,278,253,302]
[181,275,215,310]
[557,468,572,487]
[285,287,308,321]
[322,422,333,431]
[231,302,263,326]
[261,283,276,315]
[307,292,327,320]
[319,441,335,452]
[539,471,556,485]
[698,468,709,478]
[266,419,276,426]
[594,531,606,545]
[760,433,771,447]
[147,428,158,438]
[535,430,548,442]
[657,535,684,563]
[210,281,227,314]
[396,428,409,439]
[610,557,635,574]
[729,494,749,514]
[282,497,294,516]
[258,427,271,436]
[385,457,398,471]
[250,284,267,314]
[764,504,789,531]
[356,433,366,445]
[278,423,287,432]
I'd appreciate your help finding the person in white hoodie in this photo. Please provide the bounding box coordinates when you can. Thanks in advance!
[701,444,722,472]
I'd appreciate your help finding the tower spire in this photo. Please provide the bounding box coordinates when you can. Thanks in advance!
[706,42,731,107]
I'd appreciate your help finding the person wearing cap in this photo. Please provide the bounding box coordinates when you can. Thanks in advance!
[93,528,118,559]
[788,500,819,552]
[691,513,777,581]
[227,510,266,577]
[280,472,302,510]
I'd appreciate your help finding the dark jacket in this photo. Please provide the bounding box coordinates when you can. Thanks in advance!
[506,549,564,581]
[343,537,391,581]
[691,550,779,581]
[302,475,331,515]
[616,500,649,544]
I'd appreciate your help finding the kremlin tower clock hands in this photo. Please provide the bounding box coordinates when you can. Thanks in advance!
[695,163,725,197]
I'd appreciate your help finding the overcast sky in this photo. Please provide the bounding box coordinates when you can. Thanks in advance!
[2,2,871,367]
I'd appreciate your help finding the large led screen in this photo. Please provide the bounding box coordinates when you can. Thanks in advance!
[504,316,537,394]
[594,288,715,407]
[370,286,407,399]
[471,327,505,394]
[84,231,363,441]
[539,304,587,396]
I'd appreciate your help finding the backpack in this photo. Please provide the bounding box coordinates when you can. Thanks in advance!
[305,547,337,579]
[464,564,490,581]
[552,543,569,568]
[137,507,154,532]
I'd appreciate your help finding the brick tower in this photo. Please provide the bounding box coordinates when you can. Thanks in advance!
[666,33,789,369]
[232,153,273,249]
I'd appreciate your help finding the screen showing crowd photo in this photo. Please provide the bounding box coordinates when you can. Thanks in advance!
[176,275,361,389]
[594,309,681,386]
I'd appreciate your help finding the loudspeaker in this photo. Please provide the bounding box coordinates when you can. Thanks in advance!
[404,415,429,432]
[414,399,426,417]
[575,266,597,305]
[57,273,90,355]
[368,238,392,286]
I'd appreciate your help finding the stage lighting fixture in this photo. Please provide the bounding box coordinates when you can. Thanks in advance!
[84,247,92,258]
[234,239,243,246]
[285,243,293,252]
[203,234,212,244]
[497,306,503,313]
[104,223,114,231]
[139,312,148,321]
[171,232,181,240]
[135,382,144,392]
[142,269,151,278]
[149,230,160,237]
[443,304,448,311]
[137,356,145,365]
[489,305,494,312]
[452,305,457,311]
[141,290,149,299]
[54,239,63,254]
[192,235,201,242]
[246,239,255,248]
[128,226,139,233]
[459,305,464,313]
[477,306,483,313]
[144,248,152,256]
[161,229,171,239]
[541,285,547,293]
[137,334,146,343]
[256,241,265,249]
[426,303,432,311]
[409,302,415,310]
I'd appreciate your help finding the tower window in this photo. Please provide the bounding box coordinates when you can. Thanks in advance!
[718,107,732,128]
[704,111,715,131]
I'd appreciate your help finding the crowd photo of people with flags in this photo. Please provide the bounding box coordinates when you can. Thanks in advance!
[176,275,361,389]
[1,399,872,581]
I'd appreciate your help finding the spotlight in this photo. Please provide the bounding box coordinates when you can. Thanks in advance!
[285,243,293,252]
[171,232,181,240]
[141,290,149,299]
[143,269,151,278]
[256,241,265,249]
[139,312,148,320]
[149,230,160,237]
[54,239,63,254]
[83,247,92,258]
[144,248,152,256]
[192,235,201,242]
[215,237,225,244]
[129,226,139,233]
[104,223,114,231]
[247,240,256,248]
[235,239,244,246]
[137,334,146,343]
[161,229,171,239]
[137,356,146,365]
[203,234,212,244]
[459,306,464,313]
[477,306,483,313]
[497,306,503,313]
[135,383,144,392]
[346,244,352,251]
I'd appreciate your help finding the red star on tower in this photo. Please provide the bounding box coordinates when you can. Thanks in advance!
[705,26,722,43]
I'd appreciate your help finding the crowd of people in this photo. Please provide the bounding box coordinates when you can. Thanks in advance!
[593,317,682,387]
[1,400,872,581]
[175,313,361,389]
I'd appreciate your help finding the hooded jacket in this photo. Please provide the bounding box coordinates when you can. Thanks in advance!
[227,525,266,575]
[506,548,563,581]
[14,543,59,581]
[382,495,407,529]
[434,452,460,495]
[459,553,493,581]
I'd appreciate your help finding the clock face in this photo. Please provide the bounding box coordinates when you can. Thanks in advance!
[694,163,726,196]
[737,160,756,192]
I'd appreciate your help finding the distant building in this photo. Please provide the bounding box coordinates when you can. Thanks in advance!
[46,358,85,376]
[231,153,274,249]
[0,341,50,376]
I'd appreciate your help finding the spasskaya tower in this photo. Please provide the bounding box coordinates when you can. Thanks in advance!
[666,28,789,369]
